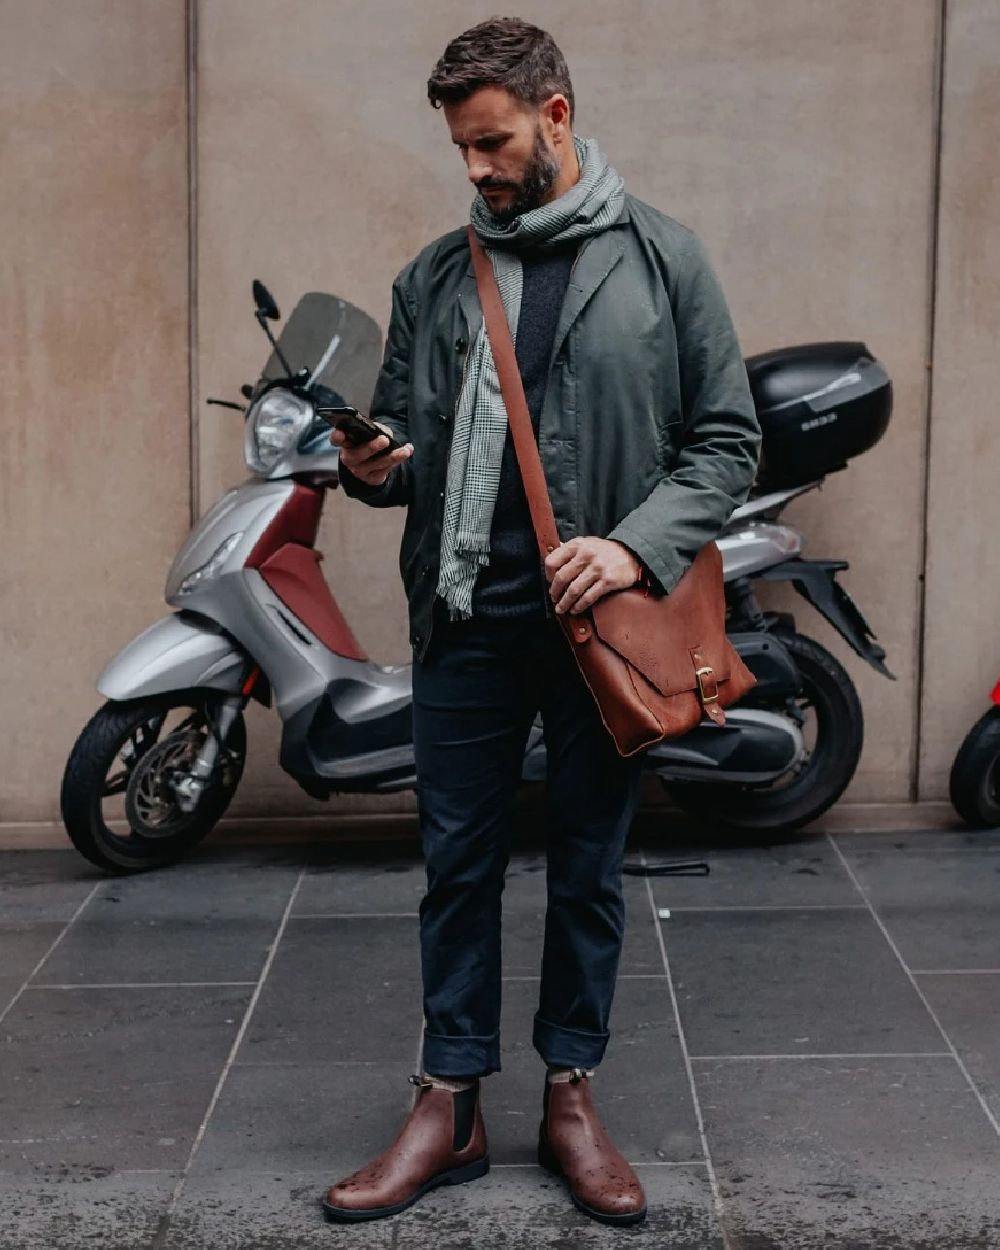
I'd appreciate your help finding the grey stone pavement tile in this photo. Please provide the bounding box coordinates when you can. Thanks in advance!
[0,985,251,1171]
[832,828,1000,853]
[239,916,422,1064]
[294,856,425,916]
[918,972,1000,1121]
[0,921,64,1011]
[392,1165,721,1249]
[186,1060,415,1177]
[165,1166,721,1250]
[484,978,702,1164]
[663,907,945,1057]
[35,861,301,986]
[163,1170,398,1250]
[694,1055,1000,1249]
[0,851,99,922]
[0,1169,178,1250]
[837,844,1000,969]
[646,838,860,909]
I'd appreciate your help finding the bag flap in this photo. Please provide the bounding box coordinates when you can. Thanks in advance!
[589,543,732,697]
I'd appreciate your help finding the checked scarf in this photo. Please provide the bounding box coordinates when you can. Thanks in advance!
[435,136,625,620]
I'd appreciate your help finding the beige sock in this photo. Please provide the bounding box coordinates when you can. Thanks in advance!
[546,1066,596,1084]
[420,1072,477,1093]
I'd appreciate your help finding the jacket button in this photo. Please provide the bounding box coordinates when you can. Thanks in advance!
[455,337,467,353]
[414,633,422,646]
[439,412,449,423]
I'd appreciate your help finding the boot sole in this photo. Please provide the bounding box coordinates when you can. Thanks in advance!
[538,1132,647,1227]
[322,1154,490,1223]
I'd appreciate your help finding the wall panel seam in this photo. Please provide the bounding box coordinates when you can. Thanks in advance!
[912,0,948,803]
[186,0,200,525]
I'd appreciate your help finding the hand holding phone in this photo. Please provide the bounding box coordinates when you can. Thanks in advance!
[328,407,404,451]
[326,407,413,486]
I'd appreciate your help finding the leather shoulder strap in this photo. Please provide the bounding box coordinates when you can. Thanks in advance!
[467,225,561,557]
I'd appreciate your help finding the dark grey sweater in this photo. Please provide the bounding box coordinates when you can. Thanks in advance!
[471,244,576,617]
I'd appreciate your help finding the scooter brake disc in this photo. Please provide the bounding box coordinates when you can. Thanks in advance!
[124,730,203,838]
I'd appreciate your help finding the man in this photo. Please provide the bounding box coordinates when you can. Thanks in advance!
[323,16,760,1227]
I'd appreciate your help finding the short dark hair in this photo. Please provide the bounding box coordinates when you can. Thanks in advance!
[427,16,574,122]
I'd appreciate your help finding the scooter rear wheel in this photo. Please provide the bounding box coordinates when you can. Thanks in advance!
[949,707,1000,829]
[60,692,246,873]
[663,631,863,836]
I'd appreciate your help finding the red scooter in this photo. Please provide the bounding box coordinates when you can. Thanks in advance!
[949,676,1000,828]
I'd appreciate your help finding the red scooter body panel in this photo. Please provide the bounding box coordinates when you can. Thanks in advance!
[258,544,368,661]
[991,678,1000,707]
[245,483,324,568]
[247,482,368,661]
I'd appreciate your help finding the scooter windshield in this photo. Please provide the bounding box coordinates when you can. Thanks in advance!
[260,293,383,413]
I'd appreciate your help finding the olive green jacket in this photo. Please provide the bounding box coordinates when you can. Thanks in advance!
[341,194,761,659]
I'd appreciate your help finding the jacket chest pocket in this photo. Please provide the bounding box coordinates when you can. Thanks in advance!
[418,299,475,416]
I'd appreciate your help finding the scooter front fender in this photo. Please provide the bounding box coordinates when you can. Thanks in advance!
[97,612,249,702]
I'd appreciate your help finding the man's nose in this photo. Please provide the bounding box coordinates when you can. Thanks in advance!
[466,155,493,185]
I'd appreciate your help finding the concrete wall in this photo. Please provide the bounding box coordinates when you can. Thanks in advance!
[2,0,996,824]
[0,1,190,822]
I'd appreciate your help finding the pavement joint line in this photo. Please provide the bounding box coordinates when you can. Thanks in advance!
[500,974,666,981]
[642,848,732,1250]
[826,832,1000,1142]
[291,911,420,919]
[234,1058,382,1068]
[489,1160,709,1168]
[150,869,306,1248]
[409,1005,426,1111]
[24,981,259,990]
[645,904,869,912]
[689,1051,954,1061]
[0,879,102,1029]
[911,968,1000,975]
[831,844,1000,853]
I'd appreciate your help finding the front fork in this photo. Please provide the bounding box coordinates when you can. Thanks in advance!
[172,692,248,813]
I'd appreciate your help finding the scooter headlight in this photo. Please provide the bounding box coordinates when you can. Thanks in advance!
[175,532,244,596]
[244,388,314,474]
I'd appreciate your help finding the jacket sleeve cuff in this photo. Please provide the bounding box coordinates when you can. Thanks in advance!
[606,525,683,597]
[338,460,398,504]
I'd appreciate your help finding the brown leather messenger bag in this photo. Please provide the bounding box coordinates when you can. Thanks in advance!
[467,225,757,757]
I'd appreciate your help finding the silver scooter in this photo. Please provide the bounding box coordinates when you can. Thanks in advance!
[61,282,892,872]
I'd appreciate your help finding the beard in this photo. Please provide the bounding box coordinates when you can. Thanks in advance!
[478,125,561,225]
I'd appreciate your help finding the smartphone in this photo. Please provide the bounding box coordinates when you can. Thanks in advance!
[322,405,404,453]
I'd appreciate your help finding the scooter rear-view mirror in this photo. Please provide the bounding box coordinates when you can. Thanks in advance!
[252,279,281,321]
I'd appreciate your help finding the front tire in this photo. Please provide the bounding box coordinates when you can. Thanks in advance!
[664,631,864,836]
[60,692,246,873]
[949,707,1000,829]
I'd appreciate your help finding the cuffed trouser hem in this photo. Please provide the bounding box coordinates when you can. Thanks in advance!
[532,1014,610,1069]
[421,1030,501,1078]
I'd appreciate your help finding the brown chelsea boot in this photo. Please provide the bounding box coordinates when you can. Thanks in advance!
[322,1075,489,1222]
[538,1069,647,1226]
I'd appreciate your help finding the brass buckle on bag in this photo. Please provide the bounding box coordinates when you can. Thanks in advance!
[695,665,719,707]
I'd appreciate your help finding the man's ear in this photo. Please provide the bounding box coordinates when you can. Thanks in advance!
[542,93,572,141]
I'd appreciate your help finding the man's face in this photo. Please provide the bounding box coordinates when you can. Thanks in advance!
[443,86,564,224]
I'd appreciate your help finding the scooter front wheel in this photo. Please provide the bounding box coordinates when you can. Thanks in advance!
[60,692,246,873]
[949,707,1000,829]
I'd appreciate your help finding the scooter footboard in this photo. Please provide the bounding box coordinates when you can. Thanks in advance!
[97,612,249,702]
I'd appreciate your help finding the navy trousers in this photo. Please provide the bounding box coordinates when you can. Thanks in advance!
[412,605,644,1077]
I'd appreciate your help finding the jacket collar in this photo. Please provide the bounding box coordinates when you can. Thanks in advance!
[457,199,631,354]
